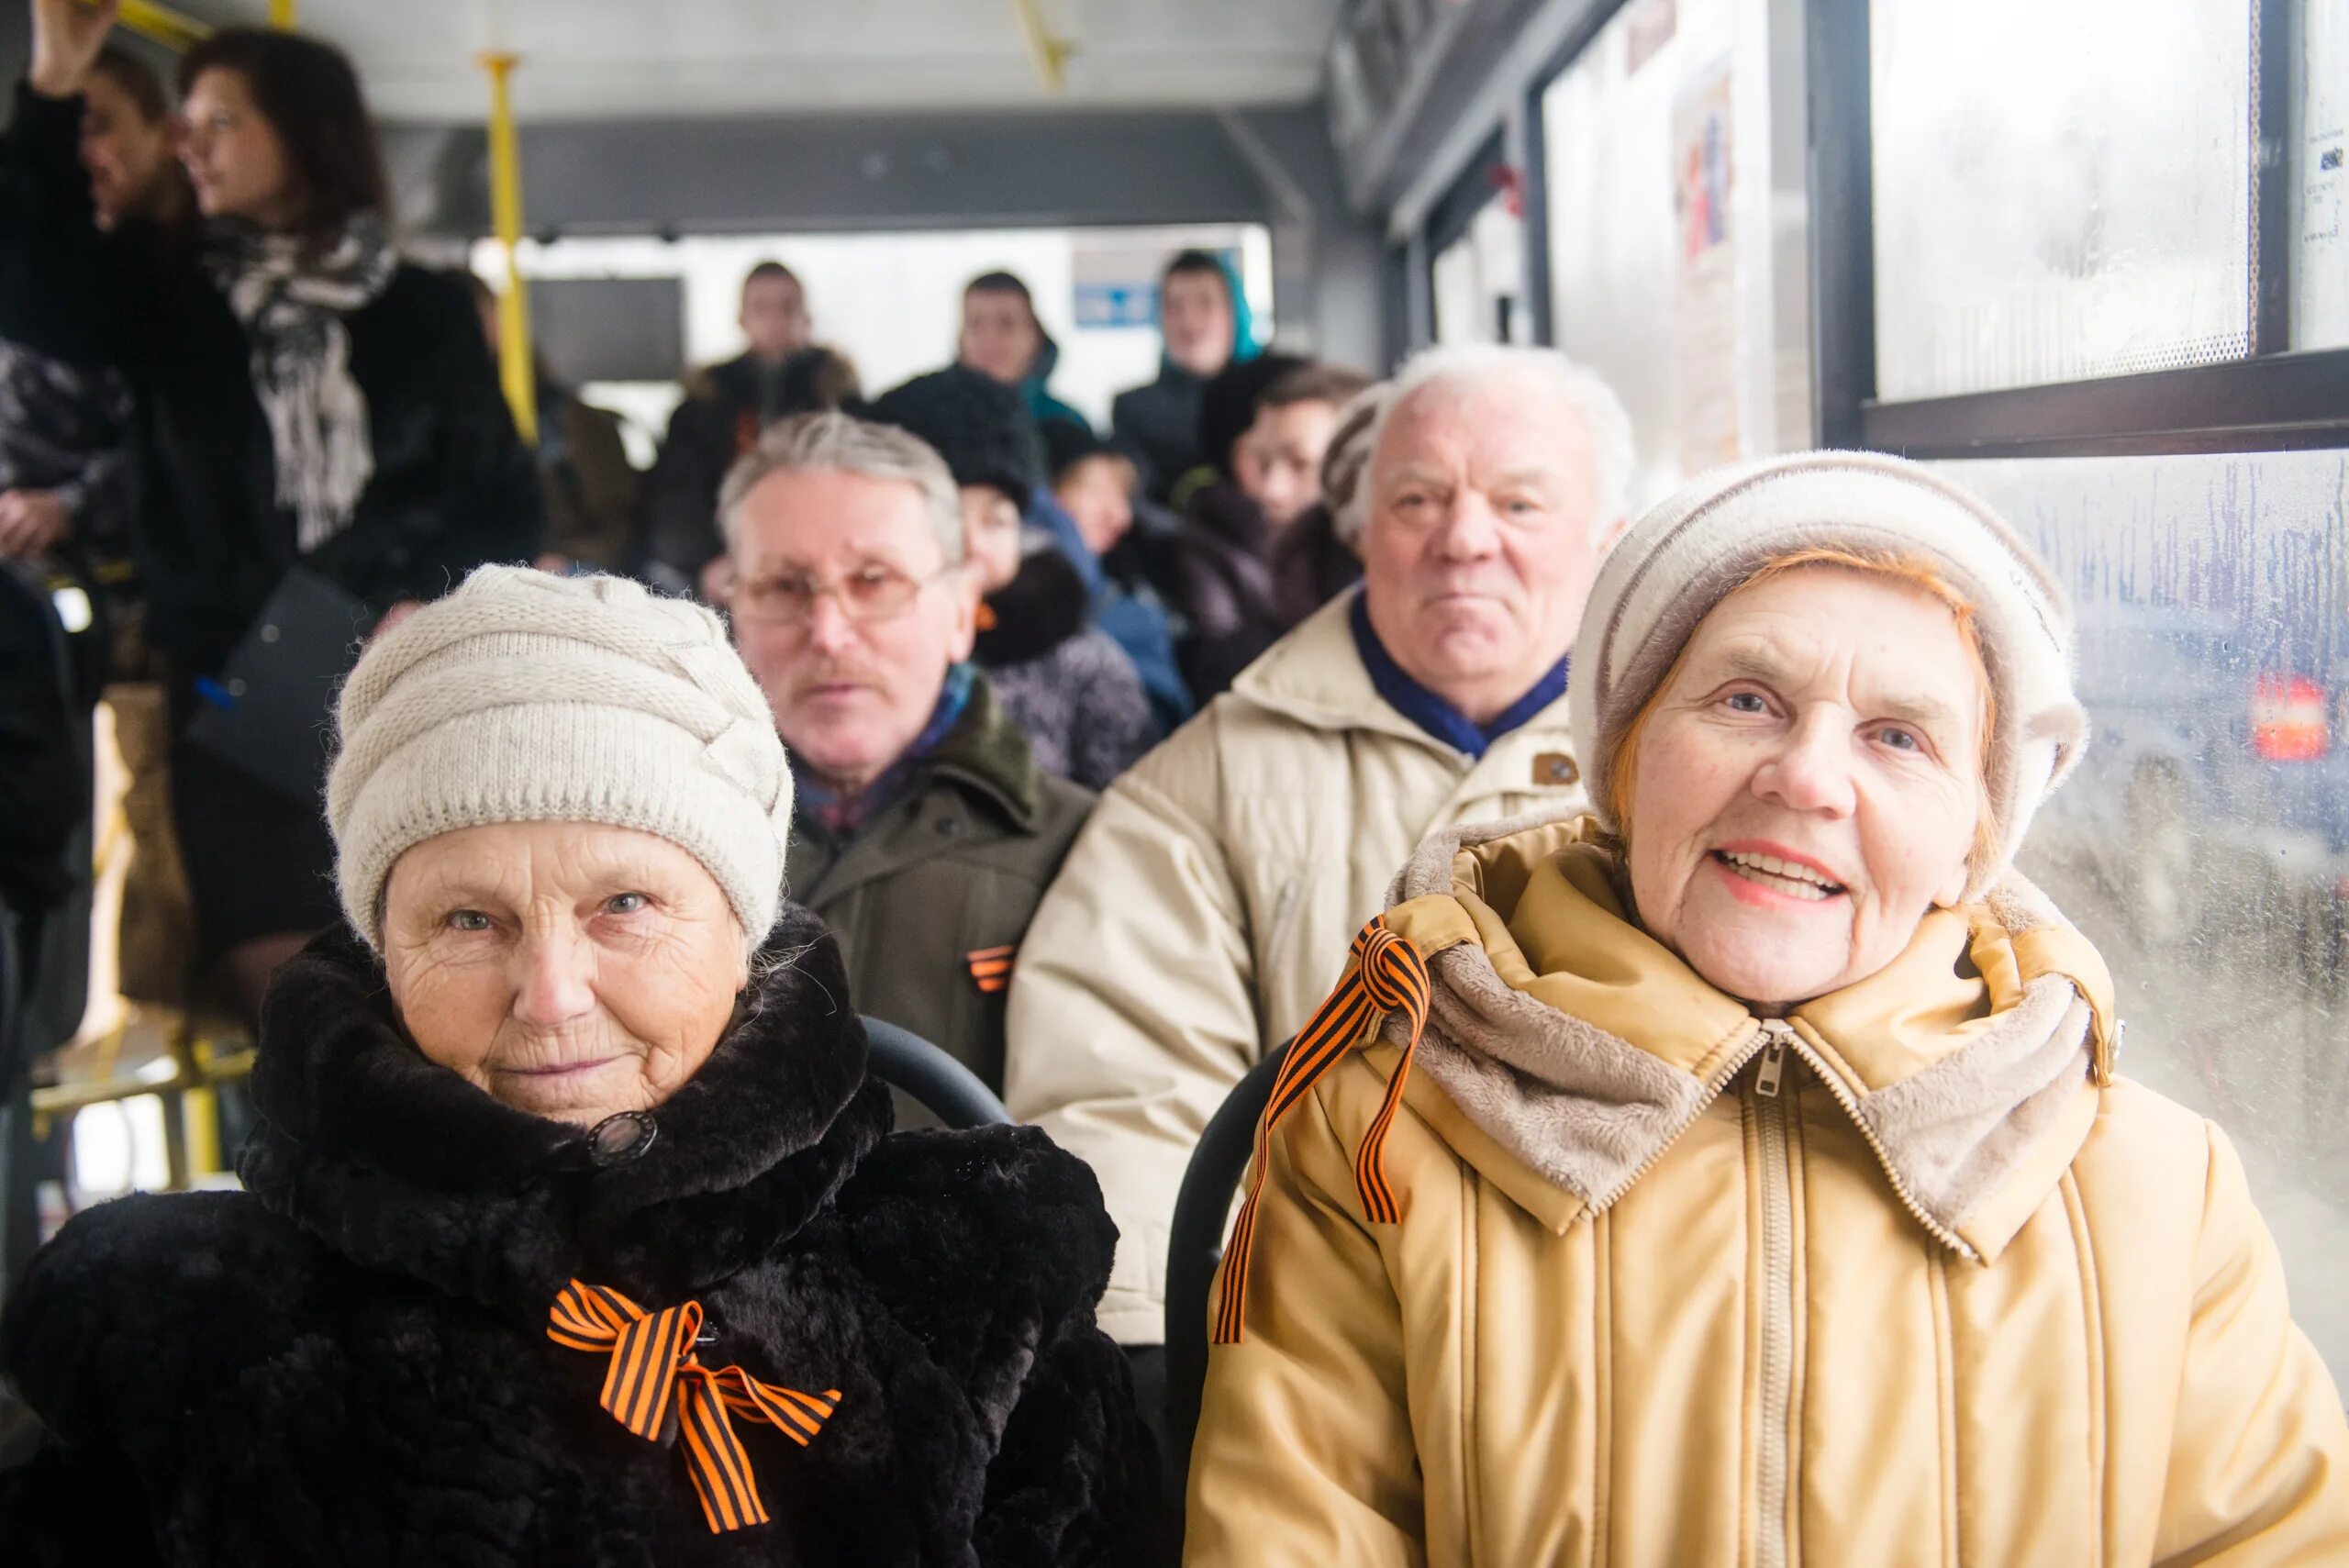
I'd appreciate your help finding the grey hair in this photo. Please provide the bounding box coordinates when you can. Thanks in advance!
[718,410,965,567]
[1335,343,1636,547]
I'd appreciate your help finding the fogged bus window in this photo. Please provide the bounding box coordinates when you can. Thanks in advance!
[1871,0,2257,396]
[1940,450,2349,1383]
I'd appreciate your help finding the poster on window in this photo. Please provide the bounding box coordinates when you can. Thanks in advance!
[1671,61,1739,475]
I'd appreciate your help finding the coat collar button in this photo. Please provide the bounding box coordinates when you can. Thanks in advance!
[585,1110,659,1166]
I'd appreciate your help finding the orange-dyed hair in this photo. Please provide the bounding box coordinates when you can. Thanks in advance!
[1608,548,2001,873]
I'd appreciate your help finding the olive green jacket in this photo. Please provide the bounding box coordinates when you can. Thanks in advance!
[785,674,1094,1091]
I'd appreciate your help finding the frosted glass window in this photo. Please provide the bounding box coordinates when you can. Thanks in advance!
[1431,196,1526,345]
[1542,0,1776,506]
[1940,449,2349,1385]
[1872,0,2256,399]
[2296,0,2348,349]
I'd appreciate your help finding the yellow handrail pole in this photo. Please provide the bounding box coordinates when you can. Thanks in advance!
[1007,0,1072,95]
[478,53,539,445]
[269,0,297,29]
[109,0,211,52]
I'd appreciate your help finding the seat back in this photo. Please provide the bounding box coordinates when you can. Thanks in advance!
[1163,1038,1290,1468]
[859,1015,1012,1129]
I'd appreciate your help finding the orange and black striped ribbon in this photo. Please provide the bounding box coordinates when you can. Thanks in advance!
[548,1279,841,1533]
[1212,916,1431,1345]
[967,945,1016,995]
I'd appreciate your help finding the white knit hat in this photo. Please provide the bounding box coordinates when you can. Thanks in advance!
[1569,450,2086,899]
[327,565,792,958]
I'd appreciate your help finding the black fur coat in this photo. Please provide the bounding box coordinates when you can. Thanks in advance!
[0,912,1148,1565]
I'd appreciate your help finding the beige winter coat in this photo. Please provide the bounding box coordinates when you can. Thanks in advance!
[1003,592,1588,1343]
[1186,816,2349,1566]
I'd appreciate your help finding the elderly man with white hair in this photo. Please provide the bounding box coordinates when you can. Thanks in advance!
[1004,343,1636,1353]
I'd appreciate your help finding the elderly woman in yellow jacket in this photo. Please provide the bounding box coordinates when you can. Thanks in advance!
[1186,450,2349,1566]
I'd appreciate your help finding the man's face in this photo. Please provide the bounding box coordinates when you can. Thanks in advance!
[80,72,173,231]
[740,274,811,363]
[1358,373,1620,725]
[728,466,973,795]
[1161,269,1234,378]
[1244,398,1341,530]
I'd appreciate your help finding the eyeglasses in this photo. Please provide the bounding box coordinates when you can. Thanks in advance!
[728,562,956,627]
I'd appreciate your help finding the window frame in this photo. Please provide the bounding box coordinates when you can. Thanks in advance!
[1419,128,1513,343]
[1808,0,2349,459]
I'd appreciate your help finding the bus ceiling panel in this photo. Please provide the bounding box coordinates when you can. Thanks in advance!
[199,0,1347,119]
[1323,0,1618,227]
[384,107,1310,238]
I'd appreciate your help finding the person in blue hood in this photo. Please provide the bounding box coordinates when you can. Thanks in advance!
[956,270,1093,439]
[1110,249,1252,505]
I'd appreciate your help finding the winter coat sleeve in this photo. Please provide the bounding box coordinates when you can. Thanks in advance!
[1182,1081,1422,1567]
[1003,717,1259,1347]
[2151,1123,2349,1563]
[339,277,544,606]
[1061,633,1155,791]
[0,84,122,368]
[974,1298,1154,1566]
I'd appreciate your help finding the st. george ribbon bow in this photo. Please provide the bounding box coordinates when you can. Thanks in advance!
[548,1279,841,1533]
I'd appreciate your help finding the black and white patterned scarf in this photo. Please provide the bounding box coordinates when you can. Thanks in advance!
[205,215,399,552]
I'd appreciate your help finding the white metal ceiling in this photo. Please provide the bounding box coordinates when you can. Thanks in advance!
[193,0,1343,121]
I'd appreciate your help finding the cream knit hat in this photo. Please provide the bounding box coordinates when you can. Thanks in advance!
[1569,450,2086,899]
[327,565,792,958]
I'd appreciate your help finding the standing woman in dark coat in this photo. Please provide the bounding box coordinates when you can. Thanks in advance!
[6,0,541,1022]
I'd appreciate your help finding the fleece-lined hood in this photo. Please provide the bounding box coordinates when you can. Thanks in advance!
[1374,814,2117,1263]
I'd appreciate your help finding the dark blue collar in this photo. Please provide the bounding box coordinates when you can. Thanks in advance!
[1349,594,1567,760]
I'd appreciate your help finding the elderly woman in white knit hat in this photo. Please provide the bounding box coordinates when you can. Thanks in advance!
[0,566,1147,1564]
[1184,452,2349,1565]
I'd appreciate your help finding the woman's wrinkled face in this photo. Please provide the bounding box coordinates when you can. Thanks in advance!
[382,821,745,1127]
[1624,567,1983,1009]
[178,67,295,228]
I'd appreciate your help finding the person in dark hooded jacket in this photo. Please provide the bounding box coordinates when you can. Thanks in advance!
[956,271,1091,439]
[868,366,1152,789]
[0,563,1150,1566]
[1108,250,1245,504]
[640,259,858,596]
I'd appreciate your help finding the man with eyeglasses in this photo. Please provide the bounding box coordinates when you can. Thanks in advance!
[718,410,1094,1093]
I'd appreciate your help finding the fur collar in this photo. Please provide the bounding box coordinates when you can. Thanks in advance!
[974,548,1091,666]
[1378,814,2117,1263]
[238,908,888,1319]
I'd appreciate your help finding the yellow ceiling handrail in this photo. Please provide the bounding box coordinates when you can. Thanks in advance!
[270,0,297,28]
[112,0,212,53]
[479,52,540,447]
[1007,0,1073,95]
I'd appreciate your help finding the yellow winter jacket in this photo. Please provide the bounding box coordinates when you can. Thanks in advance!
[1186,816,2349,1566]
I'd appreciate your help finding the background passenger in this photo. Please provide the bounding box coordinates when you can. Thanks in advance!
[1006,343,1631,1354]
[955,268,1091,439]
[461,271,640,575]
[0,44,186,569]
[1173,357,1372,700]
[1264,383,1376,636]
[638,259,821,595]
[720,411,1093,1091]
[1186,451,2349,1564]
[1111,249,1242,503]
[0,563,1147,1564]
[870,365,1152,789]
[8,3,540,1027]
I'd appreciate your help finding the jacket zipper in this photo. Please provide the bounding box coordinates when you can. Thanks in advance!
[1777,1026,1978,1262]
[1750,1018,1798,1568]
